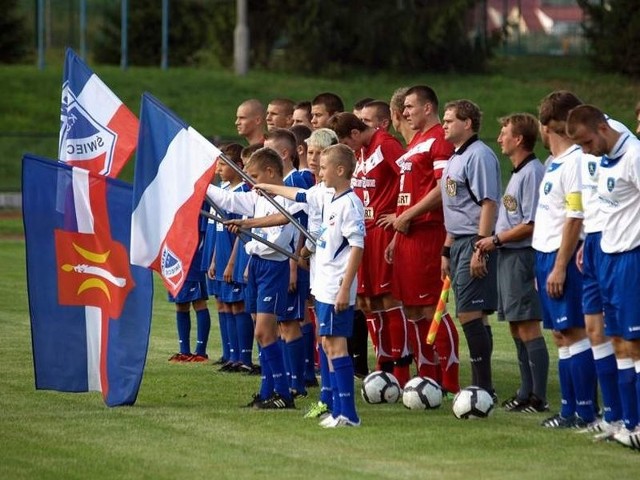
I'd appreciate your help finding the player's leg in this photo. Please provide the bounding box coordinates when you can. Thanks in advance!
[192,294,211,361]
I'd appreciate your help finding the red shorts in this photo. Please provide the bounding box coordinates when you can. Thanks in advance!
[392,223,445,306]
[358,225,394,297]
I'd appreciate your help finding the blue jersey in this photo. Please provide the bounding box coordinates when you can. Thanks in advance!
[284,169,310,285]
[186,203,208,282]
[215,182,249,282]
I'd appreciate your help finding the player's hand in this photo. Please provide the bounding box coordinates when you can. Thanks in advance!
[334,287,349,313]
[575,244,584,273]
[475,237,495,254]
[289,263,298,293]
[253,183,272,195]
[376,213,396,230]
[470,249,488,278]
[393,213,411,235]
[441,256,451,281]
[224,219,244,235]
[223,263,234,283]
[546,265,566,298]
[384,238,395,264]
[243,265,249,282]
[207,265,216,280]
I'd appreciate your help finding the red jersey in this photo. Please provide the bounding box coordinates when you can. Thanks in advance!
[396,124,454,226]
[351,129,404,228]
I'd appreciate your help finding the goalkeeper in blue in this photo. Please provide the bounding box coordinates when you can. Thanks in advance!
[256,144,365,427]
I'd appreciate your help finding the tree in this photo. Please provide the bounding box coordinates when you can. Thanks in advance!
[0,0,30,64]
[578,0,640,77]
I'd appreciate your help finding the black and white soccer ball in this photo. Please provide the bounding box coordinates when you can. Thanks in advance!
[361,371,401,404]
[452,386,494,419]
[402,376,443,410]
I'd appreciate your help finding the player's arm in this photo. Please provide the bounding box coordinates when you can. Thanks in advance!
[335,246,364,313]
[393,179,443,234]
[253,183,301,201]
[470,198,497,279]
[223,237,240,283]
[225,212,288,233]
[206,184,256,217]
[547,216,582,298]
[476,222,534,253]
[441,233,454,281]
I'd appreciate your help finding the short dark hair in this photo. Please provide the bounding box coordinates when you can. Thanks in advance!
[312,92,344,116]
[219,142,244,168]
[363,101,391,123]
[406,85,439,110]
[248,147,284,177]
[566,104,607,137]
[538,90,583,134]
[289,124,312,147]
[499,114,539,152]
[327,112,367,139]
[444,99,482,133]
[264,128,299,168]
[269,98,295,115]
[353,97,375,111]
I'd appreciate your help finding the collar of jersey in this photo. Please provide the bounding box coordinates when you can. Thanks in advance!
[454,134,479,155]
[512,153,537,174]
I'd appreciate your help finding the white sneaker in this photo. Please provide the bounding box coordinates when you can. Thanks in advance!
[324,415,361,428]
[319,415,338,428]
[588,420,624,441]
[613,426,640,448]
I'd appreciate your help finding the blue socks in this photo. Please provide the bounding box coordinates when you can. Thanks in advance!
[569,339,596,423]
[235,311,254,365]
[286,336,306,394]
[330,371,341,419]
[319,348,332,410]
[617,358,638,431]
[194,308,211,356]
[592,342,621,423]
[218,311,231,361]
[301,322,316,382]
[226,312,239,363]
[176,310,191,354]
[558,347,575,419]
[258,345,274,400]
[263,341,291,400]
[333,355,359,423]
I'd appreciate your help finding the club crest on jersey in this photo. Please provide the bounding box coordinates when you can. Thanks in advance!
[588,161,597,177]
[543,182,552,195]
[502,194,517,212]
[161,244,184,290]
[445,177,457,197]
[607,177,615,192]
[329,213,336,226]
[59,83,117,175]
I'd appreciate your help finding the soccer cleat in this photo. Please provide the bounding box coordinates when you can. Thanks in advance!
[291,389,308,399]
[515,394,549,413]
[304,401,330,419]
[189,354,209,363]
[241,364,262,376]
[244,393,262,408]
[212,356,227,365]
[218,361,237,372]
[613,426,640,449]
[168,353,192,363]
[253,393,295,410]
[319,415,338,427]
[502,394,530,411]
[326,415,361,428]
[541,413,576,428]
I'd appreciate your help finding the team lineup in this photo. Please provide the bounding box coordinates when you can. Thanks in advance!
[164,86,640,446]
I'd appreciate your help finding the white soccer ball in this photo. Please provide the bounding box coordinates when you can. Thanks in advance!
[402,376,443,410]
[361,371,401,404]
[452,386,494,419]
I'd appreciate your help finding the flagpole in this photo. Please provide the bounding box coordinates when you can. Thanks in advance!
[200,209,298,262]
[216,152,316,246]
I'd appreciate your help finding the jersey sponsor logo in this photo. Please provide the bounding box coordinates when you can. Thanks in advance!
[379,282,390,289]
[357,221,366,234]
[445,176,457,197]
[607,177,615,192]
[588,161,597,177]
[418,293,429,299]
[543,182,552,195]
[502,194,517,212]
[329,213,336,226]
[351,178,376,188]
[263,296,273,302]
[362,190,370,206]
[400,161,413,173]
[364,207,374,220]
[397,193,411,206]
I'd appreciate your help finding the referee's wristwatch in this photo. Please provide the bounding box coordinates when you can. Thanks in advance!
[492,234,502,247]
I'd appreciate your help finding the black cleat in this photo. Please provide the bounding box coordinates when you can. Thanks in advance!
[253,393,295,410]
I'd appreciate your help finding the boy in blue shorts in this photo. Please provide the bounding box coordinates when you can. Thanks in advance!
[206,147,303,409]
[168,210,211,363]
[257,144,366,427]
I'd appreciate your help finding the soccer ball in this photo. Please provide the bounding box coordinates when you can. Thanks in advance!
[361,371,401,404]
[402,376,443,410]
[452,386,494,419]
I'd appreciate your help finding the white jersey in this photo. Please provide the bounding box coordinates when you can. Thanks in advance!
[206,184,305,261]
[532,145,583,253]
[581,117,631,233]
[296,188,365,305]
[300,181,334,291]
[597,132,640,253]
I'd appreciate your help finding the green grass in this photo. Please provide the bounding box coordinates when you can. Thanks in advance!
[2,55,640,190]
[2,230,640,479]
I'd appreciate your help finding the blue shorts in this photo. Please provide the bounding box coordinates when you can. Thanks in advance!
[218,281,245,304]
[168,280,208,304]
[535,250,584,331]
[582,232,604,315]
[245,256,289,316]
[315,300,354,338]
[279,280,310,322]
[601,247,640,340]
[206,276,218,297]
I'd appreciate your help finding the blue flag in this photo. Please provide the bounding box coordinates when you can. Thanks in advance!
[23,154,153,407]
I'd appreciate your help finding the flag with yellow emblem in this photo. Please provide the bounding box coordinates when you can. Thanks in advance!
[23,154,153,406]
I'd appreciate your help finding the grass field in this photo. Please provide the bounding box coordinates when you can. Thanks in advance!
[1,227,639,479]
[2,55,640,190]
